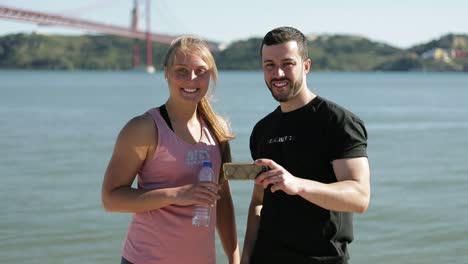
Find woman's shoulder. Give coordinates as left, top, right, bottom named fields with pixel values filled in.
left=119, top=113, right=157, bottom=144
left=127, top=113, right=154, bottom=129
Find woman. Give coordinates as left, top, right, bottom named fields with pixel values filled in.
left=101, top=36, right=240, bottom=264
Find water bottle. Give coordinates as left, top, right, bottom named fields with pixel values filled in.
left=192, top=161, right=215, bottom=227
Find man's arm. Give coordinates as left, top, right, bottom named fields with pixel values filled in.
left=254, top=157, right=370, bottom=213
left=216, top=180, right=240, bottom=264
left=240, top=184, right=264, bottom=264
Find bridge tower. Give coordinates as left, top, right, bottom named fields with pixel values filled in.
left=131, top=0, right=140, bottom=68
left=145, top=0, right=155, bottom=73
left=131, top=0, right=154, bottom=73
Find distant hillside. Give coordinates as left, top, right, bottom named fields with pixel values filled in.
left=1, top=33, right=467, bottom=71
left=307, top=34, right=402, bottom=71
left=0, top=33, right=169, bottom=70
left=372, top=34, right=468, bottom=71
left=214, top=35, right=403, bottom=71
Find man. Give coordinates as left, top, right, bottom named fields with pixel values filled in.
left=241, top=27, right=371, bottom=264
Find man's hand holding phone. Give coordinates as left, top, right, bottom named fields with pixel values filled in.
left=222, top=162, right=269, bottom=180
left=254, top=159, right=304, bottom=195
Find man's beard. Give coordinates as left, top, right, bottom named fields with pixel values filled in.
left=266, top=74, right=304, bottom=102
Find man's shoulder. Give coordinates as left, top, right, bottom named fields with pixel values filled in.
left=316, top=96, right=363, bottom=124
left=253, top=107, right=281, bottom=129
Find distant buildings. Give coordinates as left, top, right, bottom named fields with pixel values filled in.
left=452, top=49, right=468, bottom=58
left=421, top=48, right=468, bottom=62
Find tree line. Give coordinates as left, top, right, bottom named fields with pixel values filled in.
left=1, top=33, right=467, bottom=71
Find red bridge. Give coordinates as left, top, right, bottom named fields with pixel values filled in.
left=0, top=2, right=219, bottom=71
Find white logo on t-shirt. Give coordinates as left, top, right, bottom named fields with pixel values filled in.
left=186, top=149, right=210, bottom=166
left=267, top=136, right=295, bottom=144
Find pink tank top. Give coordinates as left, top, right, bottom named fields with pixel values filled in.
left=121, top=107, right=221, bottom=264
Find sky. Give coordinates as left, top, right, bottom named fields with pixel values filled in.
left=1, top=0, right=467, bottom=48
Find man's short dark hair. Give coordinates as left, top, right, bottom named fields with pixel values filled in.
left=261, top=26, right=308, bottom=60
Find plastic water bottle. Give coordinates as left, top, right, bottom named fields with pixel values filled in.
left=192, top=161, right=215, bottom=227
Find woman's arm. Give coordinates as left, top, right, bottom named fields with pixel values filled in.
left=101, top=114, right=219, bottom=213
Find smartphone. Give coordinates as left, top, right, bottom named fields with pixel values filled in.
left=222, top=162, right=269, bottom=180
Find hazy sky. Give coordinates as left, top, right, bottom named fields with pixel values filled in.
left=1, top=0, right=467, bottom=48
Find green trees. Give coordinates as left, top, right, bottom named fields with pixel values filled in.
left=0, top=33, right=169, bottom=70
left=1, top=33, right=467, bottom=71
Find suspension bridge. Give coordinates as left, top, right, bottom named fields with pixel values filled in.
left=0, top=1, right=219, bottom=72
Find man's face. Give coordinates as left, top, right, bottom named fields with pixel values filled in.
left=261, top=41, right=309, bottom=102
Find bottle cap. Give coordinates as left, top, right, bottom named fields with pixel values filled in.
left=202, top=161, right=212, bottom=167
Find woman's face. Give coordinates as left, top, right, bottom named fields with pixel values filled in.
left=166, top=52, right=211, bottom=105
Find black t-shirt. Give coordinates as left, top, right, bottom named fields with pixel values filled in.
left=250, top=96, right=367, bottom=263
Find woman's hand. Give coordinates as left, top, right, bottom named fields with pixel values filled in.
left=174, top=182, right=220, bottom=207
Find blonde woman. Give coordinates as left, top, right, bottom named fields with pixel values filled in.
left=102, top=36, right=240, bottom=264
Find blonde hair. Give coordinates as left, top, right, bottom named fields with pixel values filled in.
left=164, top=36, right=234, bottom=182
